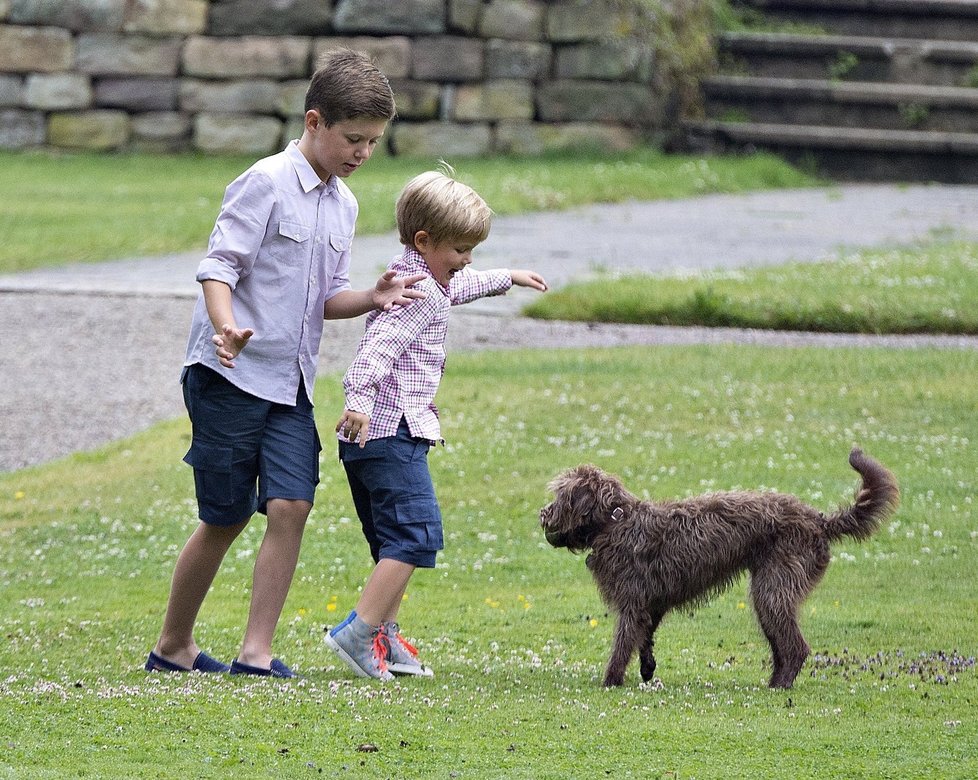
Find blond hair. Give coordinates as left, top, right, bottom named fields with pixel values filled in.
left=396, top=165, right=492, bottom=247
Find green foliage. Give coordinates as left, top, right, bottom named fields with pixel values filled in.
left=1, top=345, right=976, bottom=778
left=0, top=148, right=815, bottom=274
left=524, top=240, right=978, bottom=334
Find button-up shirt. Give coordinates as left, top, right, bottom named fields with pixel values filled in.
left=341, top=247, right=512, bottom=443
left=184, top=140, right=355, bottom=404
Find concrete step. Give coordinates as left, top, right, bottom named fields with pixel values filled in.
left=703, top=75, right=978, bottom=132
left=682, top=118, right=978, bottom=181
left=720, top=31, right=978, bottom=87
left=739, top=0, right=978, bottom=42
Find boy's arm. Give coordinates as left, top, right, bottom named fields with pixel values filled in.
left=338, top=292, right=437, bottom=448
left=449, top=268, right=548, bottom=305
left=202, top=279, right=254, bottom=368
left=324, top=270, right=427, bottom=320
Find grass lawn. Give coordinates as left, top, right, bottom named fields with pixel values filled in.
left=1, top=345, right=975, bottom=778
left=524, top=240, right=978, bottom=335
left=0, top=148, right=814, bottom=273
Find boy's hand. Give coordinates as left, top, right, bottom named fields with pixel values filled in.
left=511, top=270, right=548, bottom=292
left=373, top=270, right=427, bottom=311
left=212, top=323, right=254, bottom=368
left=336, top=409, right=370, bottom=448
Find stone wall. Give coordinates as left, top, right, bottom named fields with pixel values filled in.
left=0, top=0, right=708, bottom=156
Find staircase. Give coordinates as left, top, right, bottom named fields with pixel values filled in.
left=684, top=0, right=978, bottom=181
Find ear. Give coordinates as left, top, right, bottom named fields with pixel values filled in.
left=413, top=230, right=432, bottom=253
left=304, top=109, right=325, bottom=134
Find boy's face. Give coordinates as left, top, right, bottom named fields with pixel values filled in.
left=299, top=111, right=388, bottom=182
left=414, top=231, right=477, bottom=287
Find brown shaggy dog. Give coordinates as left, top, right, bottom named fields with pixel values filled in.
left=540, top=448, right=899, bottom=689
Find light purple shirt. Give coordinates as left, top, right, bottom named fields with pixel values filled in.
left=184, top=140, right=355, bottom=404
left=341, top=247, right=512, bottom=444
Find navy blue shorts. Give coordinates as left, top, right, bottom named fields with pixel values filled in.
left=339, top=419, right=443, bottom=568
left=181, top=363, right=321, bottom=526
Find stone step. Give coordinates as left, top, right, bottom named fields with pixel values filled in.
left=703, top=75, right=978, bottom=132
left=682, top=118, right=978, bottom=181
left=739, top=0, right=978, bottom=41
left=720, top=31, right=978, bottom=87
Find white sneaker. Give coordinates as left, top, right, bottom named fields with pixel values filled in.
left=383, top=621, right=434, bottom=678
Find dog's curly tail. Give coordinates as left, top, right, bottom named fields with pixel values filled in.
left=824, top=448, right=900, bottom=541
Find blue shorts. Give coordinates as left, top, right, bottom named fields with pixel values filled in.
left=181, top=363, right=321, bottom=525
left=339, top=419, right=443, bottom=568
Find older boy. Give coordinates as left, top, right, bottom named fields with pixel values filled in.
left=326, top=169, right=547, bottom=680
left=146, top=50, right=423, bottom=679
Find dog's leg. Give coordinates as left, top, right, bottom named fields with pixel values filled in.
left=603, top=610, right=644, bottom=687
left=750, top=563, right=815, bottom=689
left=638, top=610, right=665, bottom=682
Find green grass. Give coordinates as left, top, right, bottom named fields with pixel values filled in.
left=2, top=345, right=976, bottom=778
left=0, top=148, right=815, bottom=273
left=524, top=240, right=978, bottom=334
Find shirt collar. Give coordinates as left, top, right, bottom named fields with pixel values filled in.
left=286, top=140, right=336, bottom=195
left=400, top=247, right=450, bottom=295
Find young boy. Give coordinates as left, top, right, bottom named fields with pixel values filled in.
left=326, top=168, right=548, bottom=680
left=145, top=50, right=425, bottom=679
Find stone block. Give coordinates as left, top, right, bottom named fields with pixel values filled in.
left=313, top=36, right=411, bottom=79
left=94, top=77, right=178, bottom=111
left=277, top=79, right=308, bottom=118
left=546, top=0, right=637, bottom=43
left=183, top=36, right=311, bottom=79
left=193, top=112, right=283, bottom=154
left=9, top=0, right=124, bottom=32
left=0, top=108, right=45, bottom=148
left=48, top=110, right=130, bottom=150
left=333, top=0, right=444, bottom=35
left=486, top=40, right=551, bottom=80
left=479, top=0, right=545, bottom=42
left=412, top=37, right=483, bottom=82
left=24, top=73, right=93, bottom=110
left=207, top=0, right=331, bottom=36
left=537, top=80, right=662, bottom=125
left=0, top=25, right=73, bottom=73
left=453, top=80, right=533, bottom=121
left=76, top=34, right=181, bottom=76
left=391, top=120, right=490, bottom=158
left=180, top=78, right=281, bottom=114
left=131, top=110, right=191, bottom=151
left=555, top=41, right=653, bottom=81
left=0, top=75, right=23, bottom=107
left=449, top=0, right=481, bottom=34
left=495, top=120, right=639, bottom=154
left=388, top=79, right=440, bottom=120
left=124, top=0, right=206, bottom=35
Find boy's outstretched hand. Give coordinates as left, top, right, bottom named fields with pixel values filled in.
left=374, top=270, right=428, bottom=311
left=336, top=409, right=370, bottom=448
left=212, top=323, right=254, bottom=368
left=511, top=270, right=548, bottom=292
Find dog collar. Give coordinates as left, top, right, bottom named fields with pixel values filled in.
left=611, top=507, right=624, bottom=521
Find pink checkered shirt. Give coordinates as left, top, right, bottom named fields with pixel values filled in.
left=341, top=247, right=512, bottom=443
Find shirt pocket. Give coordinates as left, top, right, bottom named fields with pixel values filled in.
left=279, top=220, right=311, bottom=243
left=329, top=232, right=352, bottom=254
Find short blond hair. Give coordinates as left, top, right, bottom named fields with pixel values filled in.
left=395, top=167, right=492, bottom=247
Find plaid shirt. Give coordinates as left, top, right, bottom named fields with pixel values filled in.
left=341, top=247, right=512, bottom=443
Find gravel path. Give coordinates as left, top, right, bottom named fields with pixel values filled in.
left=3, top=184, right=978, bottom=472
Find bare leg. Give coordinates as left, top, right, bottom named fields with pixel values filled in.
left=354, top=558, right=416, bottom=627
left=154, top=518, right=249, bottom=669
left=236, top=498, right=311, bottom=668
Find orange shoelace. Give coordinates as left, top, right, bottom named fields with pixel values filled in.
left=372, top=631, right=391, bottom=673
left=394, top=632, right=419, bottom=658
